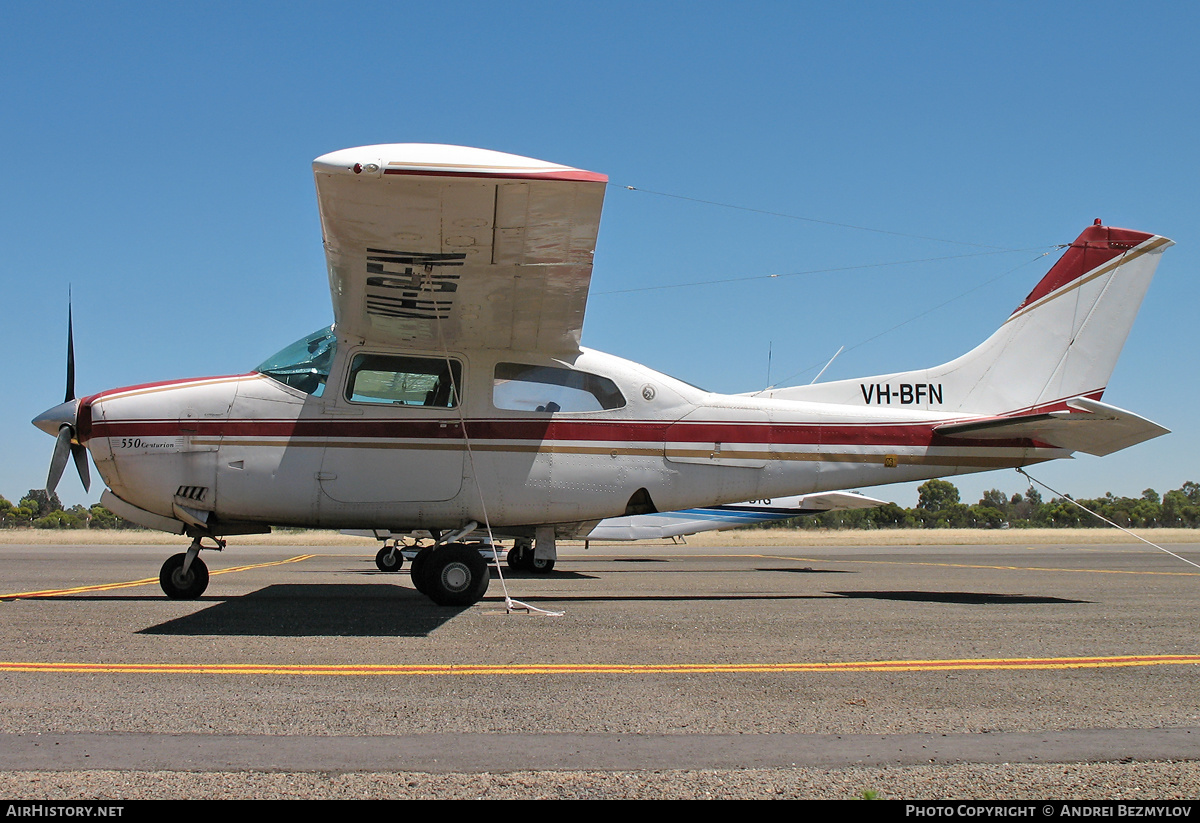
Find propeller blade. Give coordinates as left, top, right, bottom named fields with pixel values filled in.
left=47, top=425, right=73, bottom=494
left=65, top=297, right=75, bottom=403
left=41, top=293, right=89, bottom=494
left=71, top=442, right=91, bottom=493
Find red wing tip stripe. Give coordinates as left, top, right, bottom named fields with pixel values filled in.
left=383, top=168, right=607, bottom=183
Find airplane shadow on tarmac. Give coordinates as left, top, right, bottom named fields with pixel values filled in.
left=828, top=590, right=1089, bottom=605
left=138, top=584, right=464, bottom=637
left=132, top=577, right=1087, bottom=637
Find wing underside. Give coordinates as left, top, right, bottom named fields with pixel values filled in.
left=314, top=144, right=607, bottom=354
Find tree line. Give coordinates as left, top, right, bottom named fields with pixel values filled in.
left=0, top=490, right=140, bottom=529
left=789, top=479, right=1200, bottom=530
left=4, top=479, right=1199, bottom=531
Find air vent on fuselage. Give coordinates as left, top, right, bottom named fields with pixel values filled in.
left=175, top=485, right=208, bottom=503
left=624, top=488, right=658, bottom=516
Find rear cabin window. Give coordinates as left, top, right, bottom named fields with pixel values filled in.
left=345, top=354, right=462, bottom=407
left=493, top=363, right=625, bottom=413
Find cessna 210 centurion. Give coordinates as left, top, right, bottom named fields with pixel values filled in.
left=33, top=144, right=1172, bottom=607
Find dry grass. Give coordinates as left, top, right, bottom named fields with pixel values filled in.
left=0, top=526, right=1195, bottom=547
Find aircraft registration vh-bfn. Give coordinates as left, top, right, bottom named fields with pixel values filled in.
left=33, top=144, right=1172, bottom=607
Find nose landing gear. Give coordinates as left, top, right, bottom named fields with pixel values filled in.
left=159, top=535, right=224, bottom=599
left=375, top=542, right=404, bottom=572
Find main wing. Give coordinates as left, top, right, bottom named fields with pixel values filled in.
left=313, top=144, right=607, bottom=354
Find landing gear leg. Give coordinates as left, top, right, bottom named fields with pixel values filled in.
left=531, top=525, right=557, bottom=574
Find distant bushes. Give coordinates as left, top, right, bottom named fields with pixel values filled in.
left=0, top=490, right=142, bottom=529
left=775, top=480, right=1200, bottom=530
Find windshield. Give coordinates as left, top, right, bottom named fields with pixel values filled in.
left=256, top=326, right=337, bottom=396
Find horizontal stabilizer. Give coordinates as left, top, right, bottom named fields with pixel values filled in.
left=935, top=397, right=1169, bottom=457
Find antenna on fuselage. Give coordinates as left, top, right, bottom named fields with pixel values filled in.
left=765, top=341, right=772, bottom=392
left=809, top=345, right=845, bottom=385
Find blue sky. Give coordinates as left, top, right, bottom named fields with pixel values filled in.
left=4, top=1, right=1197, bottom=513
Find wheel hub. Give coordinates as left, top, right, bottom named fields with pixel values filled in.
left=442, top=563, right=470, bottom=592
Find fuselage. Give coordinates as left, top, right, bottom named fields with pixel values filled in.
left=76, top=330, right=1063, bottom=536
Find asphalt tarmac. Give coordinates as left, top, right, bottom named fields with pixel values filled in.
left=1, top=539, right=1198, bottom=799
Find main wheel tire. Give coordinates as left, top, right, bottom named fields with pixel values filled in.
left=424, top=543, right=490, bottom=606
left=159, top=553, right=209, bottom=599
left=530, top=556, right=556, bottom=574
left=410, top=547, right=432, bottom=594
left=375, top=546, right=404, bottom=572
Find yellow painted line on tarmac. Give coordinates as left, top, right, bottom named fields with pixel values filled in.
left=0, top=555, right=318, bottom=599
left=0, top=655, right=1197, bottom=677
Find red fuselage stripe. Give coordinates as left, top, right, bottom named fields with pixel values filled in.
left=86, top=417, right=1042, bottom=449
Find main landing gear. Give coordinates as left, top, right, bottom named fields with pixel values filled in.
left=505, top=537, right=555, bottom=574
left=409, top=543, right=491, bottom=606
left=159, top=535, right=223, bottom=599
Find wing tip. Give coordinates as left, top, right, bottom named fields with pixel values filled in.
left=314, top=144, right=607, bottom=184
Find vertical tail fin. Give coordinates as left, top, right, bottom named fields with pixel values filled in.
left=769, top=222, right=1173, bottom=415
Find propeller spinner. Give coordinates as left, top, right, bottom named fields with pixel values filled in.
left=32, top=301, right=91, bottom=493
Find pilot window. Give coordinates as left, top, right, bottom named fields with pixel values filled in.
left=493, top=362, right=625, bottom=412
left=345, top=354, right=462, bottom=407
left=255, top=326, right=337, bottom=397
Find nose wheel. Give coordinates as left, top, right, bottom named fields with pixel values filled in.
left=375, top=544, right=404, bottom=572
left=158, top=535, right=222, bottom=599
left=159, top=552, right=209, bottom=599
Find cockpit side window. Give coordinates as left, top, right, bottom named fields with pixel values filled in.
left=345, top=354, right=462, bottom=407
left=493, top=362, right=625, bottom=412
left=256, top=326, right=337, bottom=396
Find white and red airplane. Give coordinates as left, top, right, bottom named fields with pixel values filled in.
left=33, top=144, right=1172, bottom=606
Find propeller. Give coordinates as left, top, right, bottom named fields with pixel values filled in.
left=33, top=296, right=91, bottom=494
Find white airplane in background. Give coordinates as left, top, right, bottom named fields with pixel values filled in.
left=33, top=144, right=1172, bottom=607
left=354, top=490, right=887, bottom=572
left=580, top=491, right=886, bottom=542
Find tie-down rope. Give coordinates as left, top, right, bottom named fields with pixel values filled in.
left=1017, top=468, right=1200, bottom=571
